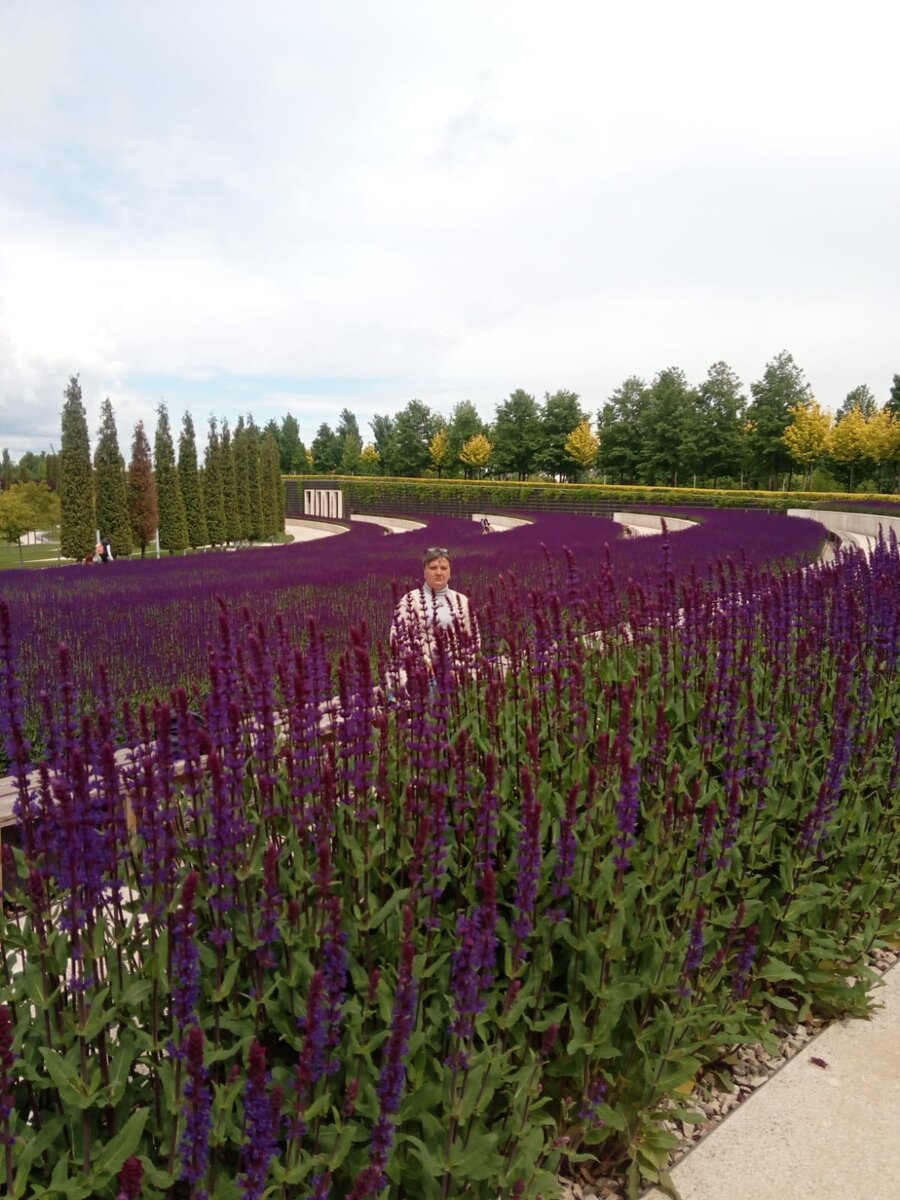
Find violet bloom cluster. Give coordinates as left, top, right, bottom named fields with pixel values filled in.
left=238, top=1040, right=283, bottom=1200
left=290, top=970, right=327, bottom=1143
left=348, top=907, right=418, bottom=1198
left=578, top=1076, right=608, bottom=1127
left=170, top=871, right=201, bottom=1040
left=731, top=924, right=760, bottom=999
left=178, top=1025, right=212, bottom=1198
left=115, top=1156, right=144, bottom=1200
left=511, top=766, right=542, bottom=964
left=448, top=864, right=499, bottom=1061
left=256, top=842, right=283, bottom=968
left=0, top=1005, right=17, bottom=1148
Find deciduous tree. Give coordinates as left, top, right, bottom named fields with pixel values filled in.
left=447, top=401, right=486, bottom=475
left=782, top=398, right=832, bottom=489
left=491, top=389, right=541, bottom=480
left=597, top=377, right=647, bottom=484
left=0, top=488, right=34, bottom=565
left=836, top=384, right=877, bottom=422
left=827, top=406, right=874, bottom=489
left=745, top=351, right=810, bottom=488
left=429, top=428, right=452, bottom=477
left=564, top=420, right=599, bottom=476
left=391, top=400, right=439, bottom=477
left=337, top=409, right=363, bottom=475
left=459, top=433, right=493, bottom=476
left=537, top=390, right=586, bottom=479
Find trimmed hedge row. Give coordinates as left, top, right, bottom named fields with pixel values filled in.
left=283, top=475, right=899, bottom=520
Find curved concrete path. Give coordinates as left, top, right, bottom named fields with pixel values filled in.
left=643, top=964, right=900, bottom=1200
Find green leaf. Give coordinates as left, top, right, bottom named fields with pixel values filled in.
left=91, top=1107, right=149, bottom=1180
left=758, top=957, right=802, bottom=983
left=38, top=1047, right=93, bottom=1109
left=211, top=957, right=242, bottom=1002
left=12, top=1117, right=65, bottom=1199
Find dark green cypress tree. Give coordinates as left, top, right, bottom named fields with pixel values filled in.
left=178, top=412, right=208, bottom=548
left=245, top=416, right=263, bottom=540
left=233, top=417, right=252, bottom=541
left=275, top=452, right=285, bottom=531
left=128, top=420, right=158, bottom=558
left=59, top=374, right=96, bottom=560
left=220, top=420, right=242, bottom=543
left=259, top=433, right=281, bottom=537
left=94, top=397, right=133, bottom=558
left=154, top=402, right=189, bottom=553
left=203, top=417, right=227, bottom=546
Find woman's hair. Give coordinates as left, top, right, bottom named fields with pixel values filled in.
left=423, top=546, right=451, bottom=566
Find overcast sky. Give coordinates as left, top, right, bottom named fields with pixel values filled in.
left=2, top=0, right=899, bottom=459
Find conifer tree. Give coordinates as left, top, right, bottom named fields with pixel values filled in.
left=178, top=412, right=208, bottom=548
left=154, top=402, right=189, bottom=553
left=94, top=397, right=133, bottom=557
left=59, top=374, right=96, bottom=560
left=244, top=416, right=263, bottom=540
left=128, top=420, right=159, bottom=557
left=220, top=419, right=242, bottom=543
left=233, top=417, right=252, bottom=540
left=203, top=417, right=227, bottom=546
left=259, top=433, right=281, bottom=537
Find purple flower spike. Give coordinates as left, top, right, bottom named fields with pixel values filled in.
left=511, top=766, right=542, bottom=964
left=179, top=1025, right=211, bottom=1197
left=239, top=1040, right=283, bottom=1200
left=170, top=871, right=201, bottom=1040
left=448, top=863, right=499, bottom=1051
left=349, top=906, right=418, bottom=1198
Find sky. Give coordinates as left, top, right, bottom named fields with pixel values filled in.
left=1, top=0, right=899, bottom=459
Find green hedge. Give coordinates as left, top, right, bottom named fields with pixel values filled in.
left=283, top=475, right=899, bottom=519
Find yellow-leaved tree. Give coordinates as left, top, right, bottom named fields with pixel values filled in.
left=865, top=409, right=900, bottom=492
left=359, top=444, right=381, bottom=475
left=564, top=420, right=599, bottom=477
left=781, top=398, right=832, bottom=489
left=827, top=406, right=872, bottom=488
left=459, top=433, right=493, bottom=477
left=429, top=429, right=452, bottom=477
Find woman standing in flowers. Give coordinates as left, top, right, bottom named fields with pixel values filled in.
left=389, top=547, right=479, bottom=682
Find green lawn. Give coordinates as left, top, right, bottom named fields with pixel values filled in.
left=0, top=540, right=65, bottom=570
left=0, top=533, right=295, bottom=570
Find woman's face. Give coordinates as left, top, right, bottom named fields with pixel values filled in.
left=423, top=556, right=451, bottom=590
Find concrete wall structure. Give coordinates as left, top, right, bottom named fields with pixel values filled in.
left=304, top=488, right=343, bottom=519
left=787, top=508, right=900, bottom=540
left=614, top=511, right=696, bottom=532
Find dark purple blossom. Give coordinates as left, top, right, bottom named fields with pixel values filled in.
left=257, top=842, right=283, bottom=967
left=115, top=1155, right=144, bottom=1200
left=179, top=1024, right=211, bottom=1197
left=238, top=1040, right=283, bottom=1200
left=732, top=924, right=760, bottom=999
left=170, top=871, right=201, bottom=1039
left=351, top=906, right=418, bottom=1196
left=448, top=863, right=499, bottom=1056
left=511, top=766, right=542, bottom=963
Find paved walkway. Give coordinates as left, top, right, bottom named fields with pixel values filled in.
left=643, top=963, right=900, bottom=1200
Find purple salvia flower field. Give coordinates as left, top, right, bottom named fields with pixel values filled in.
left=0, top=511, right=898, bottom=1197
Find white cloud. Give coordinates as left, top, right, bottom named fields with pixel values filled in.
left=1, top=1, right=899, bottom=457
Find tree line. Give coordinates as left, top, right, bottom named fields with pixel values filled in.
left=53, top=376, right=285, bottom=562
left=264, top=352, right=900, bottom=492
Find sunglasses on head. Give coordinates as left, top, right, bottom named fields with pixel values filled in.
left=425, top=547, right=450, bottom=558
